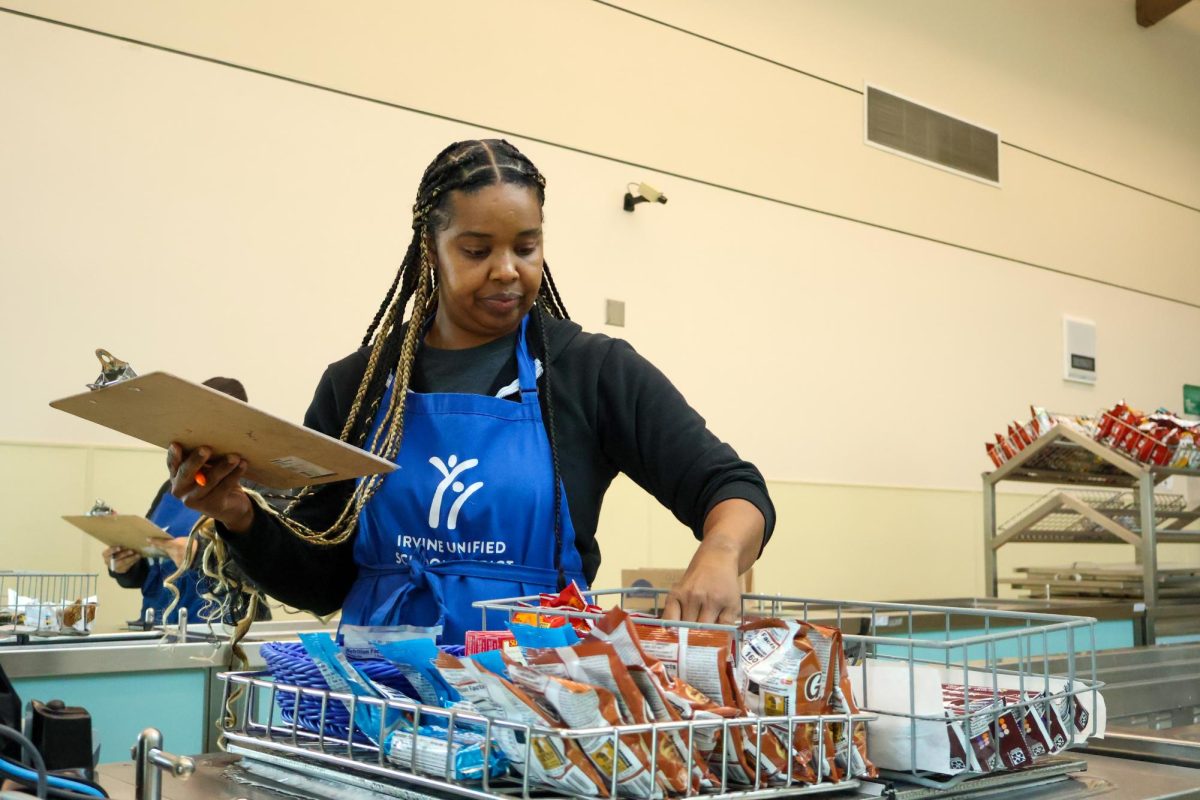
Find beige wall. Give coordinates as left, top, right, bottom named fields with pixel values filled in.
left=1, top=2, right=1197, bottom=619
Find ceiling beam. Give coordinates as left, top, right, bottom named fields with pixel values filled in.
left=1137, top=0, right=1193, bottom=27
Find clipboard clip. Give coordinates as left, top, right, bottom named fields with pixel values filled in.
left=87, top=499, right=115, bottom=516
left=87, top=348, right=138, bottom=390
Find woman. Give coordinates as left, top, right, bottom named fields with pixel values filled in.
left=168, top=140, right=774, bottom=644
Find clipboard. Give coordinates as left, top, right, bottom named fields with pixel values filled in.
left=62, top=515, right=172, bottom=557
left=50, top=372, right=396, bottom=489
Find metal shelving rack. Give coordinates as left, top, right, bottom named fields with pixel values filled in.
left=983, top=423, right=1200, bottom=644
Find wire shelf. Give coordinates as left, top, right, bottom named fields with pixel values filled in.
left=0, top=571, right=98, bottom=639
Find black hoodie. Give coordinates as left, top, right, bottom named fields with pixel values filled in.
left=217, top=315, right=775, bottom=614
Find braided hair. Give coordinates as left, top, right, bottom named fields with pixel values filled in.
left=272, top=139, right=572, bottom=583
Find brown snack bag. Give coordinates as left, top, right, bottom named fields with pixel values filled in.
left=507, top=661, right=661, bottom=798
left=433, top=652, right=608, bottom=796
left=636, top=623, right=792, bottom=786
left=524, top=637, right=691, bottom=794
left=798, top=622, right=877, bottom=779
left=737, top=618, right=822, bottom=785
left=590, top=607, right=719, bottom=790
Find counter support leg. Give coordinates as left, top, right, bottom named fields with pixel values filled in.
left=1139, top=473, right=1158, bottom=644
left=983, top=474, right=998, bottom=598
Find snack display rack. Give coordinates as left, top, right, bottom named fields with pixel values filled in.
left=219, top=674, right=871, bottom=799
left=983, top=422, right=1200, bottom=643
left=215, top=590, right=1104, bottom=800
left=0, top=570, right=97, bottom=642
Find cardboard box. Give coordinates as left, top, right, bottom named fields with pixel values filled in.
left=620, top=567, right=754, bottom=613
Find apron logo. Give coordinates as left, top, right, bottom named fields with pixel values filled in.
left=428, top=455, right=484, bottom=530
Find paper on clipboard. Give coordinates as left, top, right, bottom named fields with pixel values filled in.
left=50, top=372, right=396, bottom=489
left=62, top=514, right=172, bottom=557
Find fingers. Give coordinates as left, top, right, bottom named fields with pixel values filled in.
left=208, top=457, right=247, bottom=500
left=661, top=595, right=683, bottom=621
left=192, top=454, right=242, bottom=500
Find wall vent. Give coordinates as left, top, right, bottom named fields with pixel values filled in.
left=865, top=85, right=1000, bottom=185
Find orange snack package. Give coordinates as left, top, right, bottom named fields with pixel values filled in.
left=433, top=652, right=608, bottom=796
left=507, top=661, right=660, bottom=798
left=636, top=623, right=792, bottom=786
left=589, top=607, right=719, bottom=790
left=524, top=637, right=690, bottom=794
left=797, top=622, right=877, bottom=780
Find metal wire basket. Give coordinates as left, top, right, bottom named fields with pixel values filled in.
left=0, top=571, right=98, bottom=640
left=474, top=590, right=1107, bottom=789
left=218, top=669, right=872, bottom=799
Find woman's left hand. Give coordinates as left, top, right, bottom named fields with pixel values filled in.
left=662, top=541, right=742, bottom=624
left=662, top=498, right=765, bottom=625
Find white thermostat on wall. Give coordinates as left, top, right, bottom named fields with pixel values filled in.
left=1063, top=316, right=1096, bottom=384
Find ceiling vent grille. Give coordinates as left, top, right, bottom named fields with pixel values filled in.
left=865, top=85, right=1000, bottom=185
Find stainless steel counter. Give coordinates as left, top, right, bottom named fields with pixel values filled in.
left=0, top=618, right=335, bottom=678
left=94, top=752, right=1200, bottom=800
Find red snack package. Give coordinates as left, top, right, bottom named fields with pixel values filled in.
left=507, top=661, right=660, bottom=798
left=1007, top=425, right=1026, bottom=452
left=986, top=442, right=1004, bottom=468
left=996, top=434, right=1015, bottom=460
left=464, top=630, right=517, bottom=656
left=1013, top=422, right=1034, bottom=447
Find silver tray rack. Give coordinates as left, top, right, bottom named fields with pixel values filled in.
left=218, top=670, right=870, bottom=799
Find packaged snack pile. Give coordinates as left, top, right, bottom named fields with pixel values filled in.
left=940, top=683, right=1090, bottom=773
left=1094, top=402, right=1200, bottom=468
left=286, top=605, right=874, bottom=796
left=986, top=401, right=1200, bottom=469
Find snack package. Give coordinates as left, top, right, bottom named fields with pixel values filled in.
left=384, top=724, right=508, bottom=781
left=371, top=637, right=458, bottom=707
left=942, top=692, right=1032, bottom=772
left=524, top=638, right=691, bottom=794
left=510, top=621, right=581, bottom=650
left=512, top=581, right=599, bottom=637
left=986, top=442, right=1004, bottom=468
left=434, top=652, right=607, bottom=796
left=636, top=624, right=791, bottom=785
left=342, top=623, right=438, bottom=660
left=589, top=608, right=718, bottom=790
left=797, top=622, right=877, bottom=779
left=736, top=619, right=822, bottom=784
left=465, top=629, right=518, bottom=656
left=507, top=661, right=661, bottom=798
left=298, top=632, right=403, bottom=739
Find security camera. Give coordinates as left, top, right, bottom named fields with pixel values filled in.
left=623, top=182, right=668, bottom=212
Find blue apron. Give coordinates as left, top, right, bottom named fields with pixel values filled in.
left=341, top=315, right=588, bottom=645
left=140, top=492, right=206, bottom=624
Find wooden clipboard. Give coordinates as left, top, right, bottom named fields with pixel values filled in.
left=62, top=515, right=172, bottom=557
left=50, top=372, right=396, bottom=489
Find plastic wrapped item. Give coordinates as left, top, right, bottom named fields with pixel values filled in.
left=507, top=661, right=661, bottom=798
left=371, top=637, right=458, bottom=707
left=434, top=652, right=608, bottom=796
left=523, top=634, right=692, bottom=794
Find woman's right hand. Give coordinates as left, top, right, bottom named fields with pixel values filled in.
left=167, top=442, right=255, bottom=533
left=102, top=545, right=141, bottom=573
